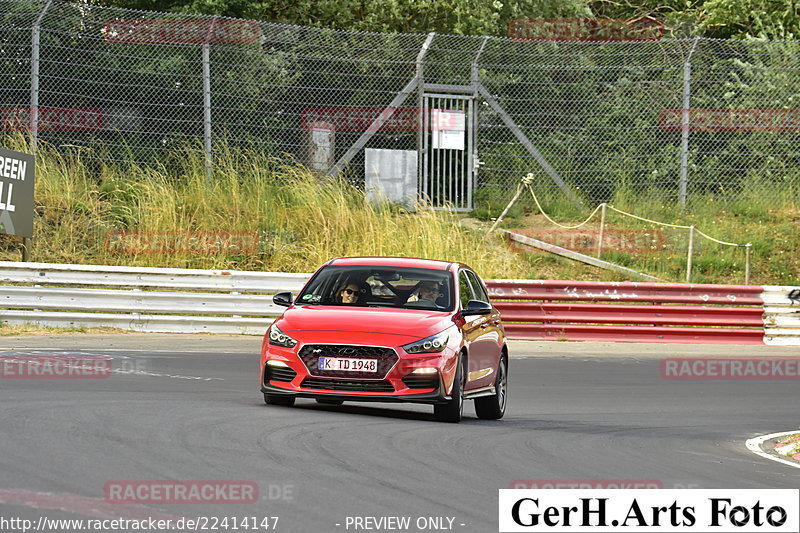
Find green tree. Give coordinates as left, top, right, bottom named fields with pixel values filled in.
left=94, top=0, right=590, bottom=36
left=698, top=0, right=800, bottom=39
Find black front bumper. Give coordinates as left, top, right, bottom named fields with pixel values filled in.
left=260, top=382, right=449, bottom=405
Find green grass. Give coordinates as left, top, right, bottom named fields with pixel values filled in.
left=477, top=183, right=800, bottom=284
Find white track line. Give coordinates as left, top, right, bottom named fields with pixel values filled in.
left=745, top=430, right=800, bottom=470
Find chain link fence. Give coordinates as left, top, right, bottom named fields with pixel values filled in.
left=2, top=0, right=800, bottom=209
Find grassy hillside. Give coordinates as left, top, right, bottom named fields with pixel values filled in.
left=0, top=139, right=528, bottom=279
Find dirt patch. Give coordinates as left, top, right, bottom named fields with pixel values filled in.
left=0, top=324, right=130, bottom=337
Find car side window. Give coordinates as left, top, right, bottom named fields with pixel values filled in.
left=458, top=271, right=474, bottom=309
left=466, top=270, right=489, bottom=303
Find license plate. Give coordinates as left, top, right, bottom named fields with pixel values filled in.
left=318, top=357, right=378, bottom=372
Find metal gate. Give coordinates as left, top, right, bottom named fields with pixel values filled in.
left=420, top=93, right=475, bottom=211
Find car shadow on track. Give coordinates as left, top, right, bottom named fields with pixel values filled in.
left=252, top=400, right=668, bottom=434
left=254, top=400, right=481, bottom=423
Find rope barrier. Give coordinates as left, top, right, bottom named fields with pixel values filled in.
left=604, top=205, right=692, bottom=230
left=694, top=228, right=748, bottom=247
left=489, top=174, right=754, bottom=283
left=522, top=177, right=747, bottom=247
left=526, top=183, right=603, bottom=229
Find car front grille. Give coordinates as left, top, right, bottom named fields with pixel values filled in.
left=401, top=375, right=439, bottom=391
left=300, top=378, right=395, bottom=393
left=264, top=364, right=297, bottom=384
left=299, top=344, right=399, bottom=379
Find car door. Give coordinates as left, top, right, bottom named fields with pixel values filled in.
left=466, top=269, right=504, bottom=347
left=459, top=269, right=500, bottom=390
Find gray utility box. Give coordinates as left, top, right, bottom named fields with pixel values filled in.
left=364, top=148, right=417, bottom=208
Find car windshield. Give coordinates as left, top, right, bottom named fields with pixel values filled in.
left=295, top=265, right=454, bottom=311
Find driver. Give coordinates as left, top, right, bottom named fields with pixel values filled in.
left=407, top=281, right=441, bottom=307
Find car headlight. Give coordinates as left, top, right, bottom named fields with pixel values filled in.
left=268, top=324, right=298, bottom=348
left=402, top=330, right=450, bottom=354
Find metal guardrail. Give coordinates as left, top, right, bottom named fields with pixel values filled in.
left=0, top=261, right=310, bottom=335
left=0, top=261, right=310, bottom=292
left=763, top=286, right=800, bottom=346
left=1, top=261, right=798, bottom=344
left=486, top=280, right=771, bottom=344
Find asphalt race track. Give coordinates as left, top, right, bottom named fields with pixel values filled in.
left=0, top=335, right=797, bottom=533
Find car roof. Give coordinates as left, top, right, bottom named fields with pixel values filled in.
left=327, top=256, right=458, bottom=271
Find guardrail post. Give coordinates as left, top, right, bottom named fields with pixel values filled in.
left=596, top=203, right=607, bottom=258
left=686, top=225, right=695, bottom=283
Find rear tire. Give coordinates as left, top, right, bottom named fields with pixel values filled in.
left=316, top=398, right=344, bottom=405
left=475, top=356, right=507, bottom=420
left=264, top=393, right=295, bottom=407
left=434, top=356, right=465, bottom=423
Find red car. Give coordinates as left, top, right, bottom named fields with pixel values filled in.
left=260, top=257, right=508, bottom=422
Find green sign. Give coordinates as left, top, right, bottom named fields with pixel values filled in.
left=0, top=147, right=35, bottom=238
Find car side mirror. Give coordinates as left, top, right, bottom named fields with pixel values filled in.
left=461, top=299, right=492, bottom=316
left=273, top=291, right=293, bottom=307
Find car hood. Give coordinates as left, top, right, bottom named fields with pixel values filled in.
left=277, top=305, right=453, bottom=342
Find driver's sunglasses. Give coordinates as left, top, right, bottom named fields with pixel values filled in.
left=342, top=289, right=359, bottom=295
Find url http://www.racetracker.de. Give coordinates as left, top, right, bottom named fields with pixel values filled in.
left=0, top=515, right=281, bottom=532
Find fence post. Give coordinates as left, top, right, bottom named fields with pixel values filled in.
left=679, top=37, right=700, bottom=212
left=26, top=0, right=53, bottom=262
left=467, top=36, right=489, bottom=210
left=202, top=41, right=212, bottom=182
left=30, top=0, right=53, bottom=153
left=596, top=203, right=607, bottom=258
left=200, top=17, right=220, bottom=183
left=416, top=32, right=435, bottom=194
left=686, top=225, right=695, bottom=283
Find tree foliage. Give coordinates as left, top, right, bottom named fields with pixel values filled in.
left=697, top=0, right=800, bottom=39
left=95, top=0, right=589, bottom=36
left=93, top=0, right=800, bottom=40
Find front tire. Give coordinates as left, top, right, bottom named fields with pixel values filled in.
left=434, top=356, right=465, bottom=423
left=475, top=356, right=507, bottom=420
left=264, top=393, right=295, bottom=407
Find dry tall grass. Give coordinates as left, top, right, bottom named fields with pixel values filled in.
left=0, top=138, right=529, bottom=278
